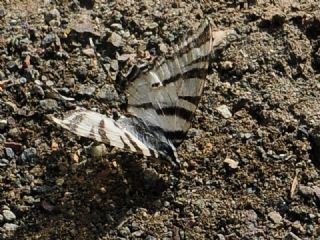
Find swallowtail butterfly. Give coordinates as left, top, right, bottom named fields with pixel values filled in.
left=52, top=20, right=235, bottom=166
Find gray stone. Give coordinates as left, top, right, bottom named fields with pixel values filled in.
left=108, top=32, right=122, bottom=47
left=91, top=144, right=107, bottom=159
left=3, top=223, right=19, bottom=232
left=40, top=99, right=58, bottom=110
left=5, top=148, right=15, bottom=159
left=77, top=84, right=96, bottom=96
left=268, top=211, right=282, bottom=224
left=299, top=185, right=314, bottom=198
left=2, top=210, right=16, bottom=222
left=21, top=147, right=37, bottom=162
left=216, top=105, right=232, bottom=119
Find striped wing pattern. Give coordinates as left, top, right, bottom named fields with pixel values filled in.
left=126, top=21, right=234, bottom=146
left=52, top=111, right=159, bottom=158
left=52, top=21, right=235, bottom=162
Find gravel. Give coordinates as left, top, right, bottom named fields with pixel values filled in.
left=1, top=0, right=320, bottom=239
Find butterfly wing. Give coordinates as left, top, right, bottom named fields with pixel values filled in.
left=126, top=21, right=235, bottom=146
left=51, top=110, right=159, bottom=158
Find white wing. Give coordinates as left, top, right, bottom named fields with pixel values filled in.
left=126, top=21, right=235, bottom=146
left=51, top=110, right=159, bottom=158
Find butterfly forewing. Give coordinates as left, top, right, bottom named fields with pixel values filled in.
left=126, top=21, right=213, bottom=146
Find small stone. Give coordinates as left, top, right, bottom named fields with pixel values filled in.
left=77, top=85, right=96, bottom=96
left=21, top=147, right=37, bottom=162
left=3, top=223, right=19, bottom=232
left=0, top=119, right=8, bottom=130
left=41, top=33, right=56, bottom=47
left=299, top=185, right=314, bottom=198
left=0, top=158, right=9, bottom=167
left=132, top=230, right=144, bottom=237
left=119, top=227, right=131, bottom=237
left=217, top=234, right=226, bottom=240
left=56, top=178, right=65, bottom=186
left=0, top=214, right=3, bottom=222
left=216, top=105, right=232, bottom=119
left=91, top=144, right=107, bottom=159
left=44, top=8, right=60, bottom=24
left=224, top=157, right=239, bottom=169
left=312, top=186, right=320, bottom=200
left=82, top=48, right=95, bottom=57
left=97, top=84, right=119, bottom=103
left=40, top=99, right=58, bottom=111
left=159, top=43, right=168, bottom=54
left=2, top=210, right=16, bottom=222
left=108, top=32, right=122, bottom=47
left=145, top=235, right=157, bottom=240
left=220, top=61, right=233, bottom=70
left=5, top=148, right=15, bottom=159
left=64, top=77, right=75, bottom=87
left=268, top=211, right=282, bottom=224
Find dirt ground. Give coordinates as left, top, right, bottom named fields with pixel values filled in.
left=0, top=0, right=320, bottom=239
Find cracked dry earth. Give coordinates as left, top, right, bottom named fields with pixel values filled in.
left=0, top=0, right=320, bottom=239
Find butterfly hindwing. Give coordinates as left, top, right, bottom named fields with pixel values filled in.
left=51, top=111, right=158, bottom=157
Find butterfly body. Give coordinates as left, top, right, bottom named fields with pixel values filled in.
left=51, top=20, right=236, bottom=164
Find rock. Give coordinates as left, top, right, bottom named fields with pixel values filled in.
left=41, top=33, right=56, bottom=47
left=90, top=144, right=107, bottom=159
left=3, top=223, right=19, bottom=232
left=220, top=61, right=233, bottom=70
left=77, top=85, right=96, bottom=96
left=299, top=185, right=315, bottom=198
left=0, top=158, right=9, bottom=167
left=132, top=230, right=144, bottom=237
left=0, top=119, right=8, bottom=130
left=21, top=147, right=37, bottom=162
left=268, top=211, right=282, bottom=224
left=223, top=157, right=239, bottom=169
left=82, top=48, right=95, bottom=57
left=40, top=99, right=58, bottom=111
left=5, top=148, right=15, bottom=159
left=2, top=210, right=16, bottom=221
left=159, top=43, right=168, bottom=54
left=108, top=32, right=122, bottom=47
left=44, top=8, right=60, bottom=24
left=216, top=105, right=232, bottom=119
left=145, top=235, right=157, bottom=240
left=97, top=84, right=119, bottom=103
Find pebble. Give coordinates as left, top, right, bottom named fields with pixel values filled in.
left=0, top=214, right=3, bottom=222
left=2, top=210, right=16, bottom=222
left=132, top=230, right=144, bottom=237
left=77, top=85, right=96, bottom=96
left=284, top=232, right=302, bottom=240
left=44, top=8, right=60, bottom=24
left=97, top=84, right=119, bottom=103
left=21, top=147, right=37, bottom=162
left=145, top=235, right=157, bottom=240
left=299, top=185, right=315, bottom=198
left=216, top=105, right=232, bottom=119
left=108, top=32, right=122, bottom=47
left=91, top=144, right=107, bottom=159
left=3, top=223, right=19, bottom=232
left=5, top=148, right=15, bottom=159
left=82, top=48, right=95, bottom=57
left=41, top=33, right=56, bottom=47
left=223, top=157, right=239, bottom=169
left=0, top=158, right=9, bottom=167
left=220, top=61, right=233, bottom=70
left=40, top=99, right=58, bottom=110
left=268, top=211, right=282, bottom=224
left=0, top=119, right=8, bottom=130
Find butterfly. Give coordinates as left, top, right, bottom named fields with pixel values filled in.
left=52, top=20, right=236, bottom=167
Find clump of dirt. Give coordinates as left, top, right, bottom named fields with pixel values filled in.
left=0, top=0, right=319, bottom=239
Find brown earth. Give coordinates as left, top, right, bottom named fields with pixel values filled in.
left=0, top=0, right=320, bottom=239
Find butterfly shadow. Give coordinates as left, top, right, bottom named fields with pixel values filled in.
left=13, top=150, right=170, bottom=239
